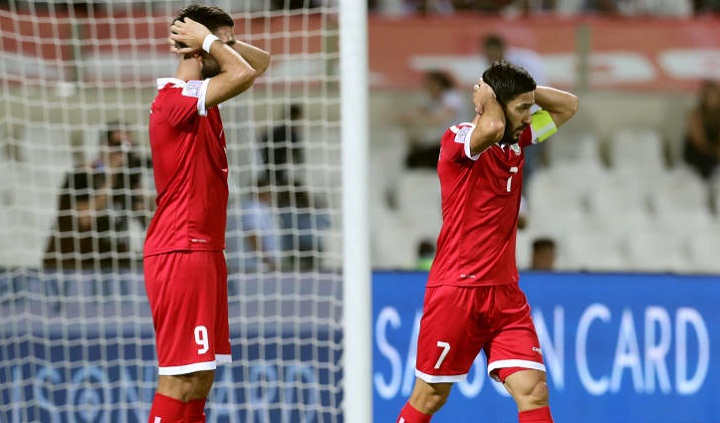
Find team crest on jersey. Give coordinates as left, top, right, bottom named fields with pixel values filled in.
left=510, top=143, right=521, bottom=155
left=182, top=80, right=202, bottom=98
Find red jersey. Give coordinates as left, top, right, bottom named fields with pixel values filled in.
left=427, top=121, right=540, bottom=287
left=144, top=78, right=229, bottom=257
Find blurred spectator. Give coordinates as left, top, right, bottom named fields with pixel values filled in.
left=694, top=0, right=720, bottom=14
left=513, top=0, right=558, bottom=14
left=416, top=238, right=436, bottom=271
left=226, top=179, right=281, bottom=273
left=480, top=34, right=546, bottom=85
left=682, top=80, right=720, bottom=180
left=260, top=104, right=304, bottom=186
left=450, top=0, right=514, bottom=13
left=582, top=0, right=623, bottom=13
left=43, top=124, right=145, bottom=270
left=404, top=0, right=455, bottom=14
left=530, top=237, right=556, bottom=270
left=271, top=0, right=321, bottom=10
left=395, top=70, right=470, bottom=169
left=583, top=0, right=692, bottom=15
left=277, top=183, right=330, bottom=271
left=95, top=123, right=151, bottom=229
left=372, top=0, right=704, bottom=14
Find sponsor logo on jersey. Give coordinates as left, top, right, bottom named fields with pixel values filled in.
left=532, top=346, right=542, bottom=355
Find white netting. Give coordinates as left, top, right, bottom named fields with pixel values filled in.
left=0, top=1, right=344, bottom=421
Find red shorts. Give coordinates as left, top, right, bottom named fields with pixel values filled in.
left=415, top=283, right=545, bottom=383
left=144, top=251, right=231, bottom=375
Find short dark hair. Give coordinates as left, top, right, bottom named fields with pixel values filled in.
left=424, top=70, right=454, bottom=91
left=104, top=122, right=126, bottom=146
left=417, top=239, right=435, bottom=257
left=483, top=34, right=505, bottom=50
left=481, top=60, right=536, bottom=107
left=532, top=237, right=556, bottom=251
left=173, top=5, right=234, bottom=48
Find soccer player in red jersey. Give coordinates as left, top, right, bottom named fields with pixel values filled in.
left=143, top=5, right=270, bottom=423
left=396, top=61, right=578, bottom=423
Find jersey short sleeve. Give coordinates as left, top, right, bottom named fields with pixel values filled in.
left=156, top=78, right=211, bottom=128
left=442, top=123, right=481, bottom=164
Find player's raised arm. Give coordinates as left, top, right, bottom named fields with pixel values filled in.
left=170, top=17, right=267, bottom=109
left=228, top=40, right=271, bottom=78
left=534, top=86, right=579, bottom=128
left=468, top=81, right=505, bottom=156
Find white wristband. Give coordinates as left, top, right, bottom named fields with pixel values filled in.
left=202, top=33, right=220, bottom=54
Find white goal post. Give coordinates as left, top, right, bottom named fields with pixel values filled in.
left=340, top=1, right=371, bottom=423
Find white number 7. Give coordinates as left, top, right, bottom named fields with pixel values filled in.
left=434, top=341, right=451, bottom=369
left=506, top=166, right=519, bottom=192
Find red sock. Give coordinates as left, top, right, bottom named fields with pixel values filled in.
left=185, top=398, right=207, bottom=423
left=148, top=393, right=185, bottom=423
left=519, top=405, right=554, bottom=423
left=397, top=402, right=432, bottom=423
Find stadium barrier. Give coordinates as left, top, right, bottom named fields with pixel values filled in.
left=2, top=271, right=718, bottom=422
left=373, top=271, right=719, bottom=423
left=0, top=272, right=341, bottom=423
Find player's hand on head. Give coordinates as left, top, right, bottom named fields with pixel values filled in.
left=169, top=17, right=211, bottom=54
left=480, top=81, right=496, bottom=101
left=473, top=81, right=497, bottom=115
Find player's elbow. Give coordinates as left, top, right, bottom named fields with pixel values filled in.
left=234, top=66, right=259, bottom=86
left=226, top=66, right=258, bottom=94
left=255, top=52, right=272, bottom=77
left=566, top=94, right=579, bottom=117
left=556, top=94, right=579, bottom=126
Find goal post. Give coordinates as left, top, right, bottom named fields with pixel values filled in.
left=339, top=1, right=372, bottom=423
left=0, top=1, right=371, bottom=422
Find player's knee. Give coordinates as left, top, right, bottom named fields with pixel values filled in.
left=158, top=374, right=195, bottom=399
left=517, top=380, right=549, bottom=410
left=422, top=391, right=450, bottom=414
left=410, top=382, right=451, bottom=415
left=159, top=371, right=215, bottom=401
left=188, top=370, right=215, bottom=398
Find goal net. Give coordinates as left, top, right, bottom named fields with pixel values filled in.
left=0, top=1, right=346, bottom=422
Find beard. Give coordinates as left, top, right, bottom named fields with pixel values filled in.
left=499, top=120, right=529, bottom=145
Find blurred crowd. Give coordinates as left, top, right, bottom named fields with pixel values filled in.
left=5, top=0, right=718, bottom=15
left=368, top=0, right=720, bottom=15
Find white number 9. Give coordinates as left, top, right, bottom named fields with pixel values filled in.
left=194, top=325, right=209, bottom=355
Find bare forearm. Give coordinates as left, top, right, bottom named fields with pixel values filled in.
left=209, top=40, right=257, bottom=81
left=205, top=40, right=258, bottom=106
left=469, top=100, right=505, bottom=155
left=231, top=41, right=271, bottom=76
left=534, top=86, right=578, bottom=127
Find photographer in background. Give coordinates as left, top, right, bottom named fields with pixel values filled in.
left=43, top=123, right=146, bottom=270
